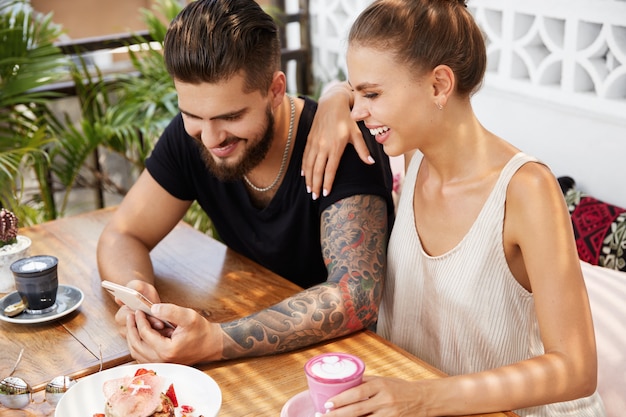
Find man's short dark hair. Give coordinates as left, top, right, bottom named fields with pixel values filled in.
left=164, top=0, right=281, bottom=94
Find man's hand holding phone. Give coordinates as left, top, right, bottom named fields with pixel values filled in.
left=102, top=280, right=175, bottom=330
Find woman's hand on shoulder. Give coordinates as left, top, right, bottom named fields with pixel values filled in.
left=303, top=81, right=373, bottom=199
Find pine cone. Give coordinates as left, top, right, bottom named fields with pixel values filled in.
left=0, top=208, right=19, bottom=248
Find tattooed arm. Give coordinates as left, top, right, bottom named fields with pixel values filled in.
left=124, top=194, right=388, bottom=364
left=219, top=194, right=388, bottom=359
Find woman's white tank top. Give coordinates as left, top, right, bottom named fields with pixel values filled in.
left=377, top=152, right=606, bottom=416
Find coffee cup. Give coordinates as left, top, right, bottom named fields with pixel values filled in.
left=10, top=255, right=58, bottom=314
left=304, top=352, right=365, bottom=413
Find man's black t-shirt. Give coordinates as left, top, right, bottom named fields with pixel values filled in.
left=145, top=96, right=394, bottom=289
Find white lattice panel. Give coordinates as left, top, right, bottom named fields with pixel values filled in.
left=471, top=0, right=626, bottom=119
left=309, top=0, right=372, bottom=83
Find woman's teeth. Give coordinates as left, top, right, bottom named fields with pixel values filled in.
left=369, top=126, right=389, bottom=136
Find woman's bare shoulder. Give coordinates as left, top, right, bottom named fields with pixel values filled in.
left=507, top=159, right=561, bottom=202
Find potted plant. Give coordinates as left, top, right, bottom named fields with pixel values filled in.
left=0, top=208, right=31, bottom=293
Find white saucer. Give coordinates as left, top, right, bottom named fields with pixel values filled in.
left=0, top=284, right=84, bottom=324
left=281, top=390, right=316, bottom=417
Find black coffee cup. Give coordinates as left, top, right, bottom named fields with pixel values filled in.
left=10, top=255, right=59, bottom=314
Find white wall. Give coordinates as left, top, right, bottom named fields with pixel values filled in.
left=472, top=86, right=626, bottom=208
left=469, top=0, right=626, bottom=208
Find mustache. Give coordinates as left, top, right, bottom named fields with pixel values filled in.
left=218, top=136, right=243, bottom=148
left=192, top=135, right=242, bottom=149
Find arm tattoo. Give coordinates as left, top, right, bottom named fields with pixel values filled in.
left=321, top=195, right=387, bottom=329
left=220, top=194, right=388, bottom=359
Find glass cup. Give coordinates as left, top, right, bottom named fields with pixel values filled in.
left=10, top=255, right=59, bottom=314
left=304, top=352, right=365, bottom=413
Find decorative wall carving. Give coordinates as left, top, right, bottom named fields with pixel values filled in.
left=471, top=0, right=626, bottom=119
left=309, top=0, right=371, bottom=84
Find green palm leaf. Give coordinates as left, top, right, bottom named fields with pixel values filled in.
left=0, top=1, right=67, bottom=218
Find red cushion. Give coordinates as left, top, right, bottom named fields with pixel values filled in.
left=569, top=195, right=626, bottom=271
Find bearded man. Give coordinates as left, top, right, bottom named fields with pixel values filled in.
left=97, top=0, right=394, bottom=365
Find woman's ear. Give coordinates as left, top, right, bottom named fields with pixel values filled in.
left=269, top=71, right=287, bottom=108
left=432, top=65, right=454, bottom=108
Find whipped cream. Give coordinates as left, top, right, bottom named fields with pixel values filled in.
left=306, top=353, right=364, bottom=381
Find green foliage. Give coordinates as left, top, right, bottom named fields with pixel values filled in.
left=0, top=0, right=69, bottom=223
left=0, top=1, right=67, bottom=104
left=0, top=0, right=217, bottom=237
left=1, top=0, right=181, bottom=222
left=183, top=201, right=219, bottom=240
left=100, top=2, right=180, bottom=171
left=104, top=0, right=216, bottom=237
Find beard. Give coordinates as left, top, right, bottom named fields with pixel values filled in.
left=198, top=106, right=274, bottom=182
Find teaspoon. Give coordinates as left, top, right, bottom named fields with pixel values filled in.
left=3, top=299, right=26, bottom=317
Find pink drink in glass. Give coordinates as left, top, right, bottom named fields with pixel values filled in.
left=304, top=353, right=365, bottom=413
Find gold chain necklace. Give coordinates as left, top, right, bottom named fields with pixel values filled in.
left=243, top=95, right=295, bottom=192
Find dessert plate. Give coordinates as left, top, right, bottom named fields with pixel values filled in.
left=0, top=284, right=84, bottom=324
left=55, top=363, right=222, bottom=417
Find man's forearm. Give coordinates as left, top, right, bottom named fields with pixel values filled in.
left=97, top=229, right=157, bottom=287
left=219, top=195, right=388, bottom=359
left=219, top=281, right=372, bottom=359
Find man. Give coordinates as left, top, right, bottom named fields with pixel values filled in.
left=97, top=0, right=393, bottom=365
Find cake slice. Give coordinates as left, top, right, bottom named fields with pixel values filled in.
left=102, top=369, right=175, bottom=417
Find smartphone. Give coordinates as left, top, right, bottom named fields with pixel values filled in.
left=101, top=280, right=174, bottom=328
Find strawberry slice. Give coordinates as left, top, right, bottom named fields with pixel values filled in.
left=134, top=368, right=156, bottom=377
left=165, top=383, right=178, bottom=407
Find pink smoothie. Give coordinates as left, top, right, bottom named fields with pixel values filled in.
left=304, top=353, right=365, bottom=413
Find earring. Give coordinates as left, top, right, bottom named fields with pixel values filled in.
left=436, top=102, right=443, bottom=110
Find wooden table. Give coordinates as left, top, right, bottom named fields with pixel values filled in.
left=0, top=208, right=517, bottom=417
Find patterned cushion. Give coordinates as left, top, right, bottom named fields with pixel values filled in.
left=559, top=177, right=626, bottom=272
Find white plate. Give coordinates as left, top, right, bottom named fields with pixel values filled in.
left=55, top=363, right=222, bottom=417
left=0, top=284, right=84, bottom=324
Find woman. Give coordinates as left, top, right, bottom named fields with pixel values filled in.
left=304, top=0, right=606, bottom=416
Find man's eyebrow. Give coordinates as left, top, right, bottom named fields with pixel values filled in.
left=178, top=107, right=200, bottom=118
left=178, top=106, right=248, bottom=120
